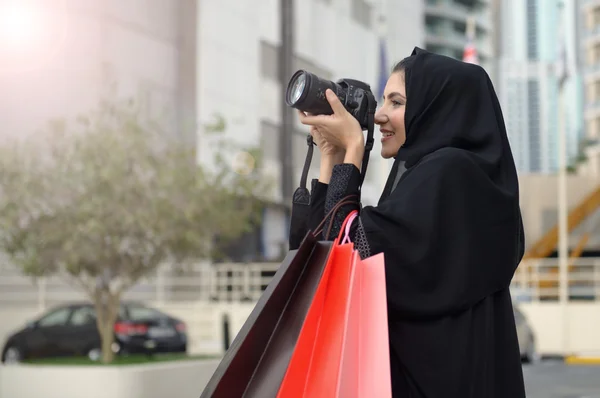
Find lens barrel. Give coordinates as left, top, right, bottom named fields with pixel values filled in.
left=285, top=70, right=345, bottom=116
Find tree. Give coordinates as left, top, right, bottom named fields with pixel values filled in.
left=0, top=97, right=271, bottom=363
left=566, top=136, right=599, bottom=174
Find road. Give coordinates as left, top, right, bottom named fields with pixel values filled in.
left=524, top=361, right=600, bottom=398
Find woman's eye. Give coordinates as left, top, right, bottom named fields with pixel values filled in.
left=391, top=100, right=403, bottom=107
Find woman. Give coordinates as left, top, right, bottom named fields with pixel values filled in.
left=291, top=47, right=526, bottom=397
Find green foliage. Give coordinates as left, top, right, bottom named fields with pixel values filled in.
left=566, top=137, right=597, bottom=174
left=0, top=96, right=271, bottom=293
left=0, top=95, right=273, bottom=363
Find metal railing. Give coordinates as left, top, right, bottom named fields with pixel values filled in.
left=512, top=257, right=600, bottom=302
left=0, top=261, right=281, bottom=309
left=3, top=257, right=600, bottom=309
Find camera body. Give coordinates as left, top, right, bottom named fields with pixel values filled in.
left=285, top=70, right=376, bottom=131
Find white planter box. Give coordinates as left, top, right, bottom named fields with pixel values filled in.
left=0, top=359, right=220, bottom=398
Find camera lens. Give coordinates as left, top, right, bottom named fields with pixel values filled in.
left=285, top=70, right=341, bottom=116
left=288, top=72, right=306, bottom=106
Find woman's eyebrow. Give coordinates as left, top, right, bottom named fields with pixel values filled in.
left=384, top=91, right=406, bottom=100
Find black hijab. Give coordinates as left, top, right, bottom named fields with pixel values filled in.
left=382, top=47, right=519, bottom=201
left=361, top=47, right=525, bottom=320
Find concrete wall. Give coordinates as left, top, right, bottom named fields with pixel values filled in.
left=520, top=301, right=600, bottom=356
left=0, top=359, right=220, bottom=398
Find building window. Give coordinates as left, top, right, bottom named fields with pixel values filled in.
left=595, top=81, right=600, bottom=102
left=594, top=43, right=600, bottom=65
left=594, top=117, right=600, bottom=138
left=351, top=0, right=373, bottom=29
left=593, top=7, right=600, bottom=28
left=260, top=41, right=333, bottom=82
left=259, top=119, right=321, bottom=173
left=259, top=120, right=280, bottom=162
left=526, top=0, right=538, bottom=60
left=528, top=79, right=541, bottom=172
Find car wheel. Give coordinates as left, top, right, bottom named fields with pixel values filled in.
left=524, top=336, right=540, bottom=364
left=87, top=347, right=101, bottom=362
left=3, top=346, right=23, bottom=364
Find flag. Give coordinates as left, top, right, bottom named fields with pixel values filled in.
left=556, top=42, right=568, bottom=88
left=556, top=13, right=569, bottom=88
left=377, top=37, right=388, bottom=100
left=462, top=38, right=479, bottom=65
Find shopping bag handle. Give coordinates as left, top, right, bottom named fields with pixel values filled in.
left=340, top=210, right=359, bottom=244
left=314, top=194, right=359, bottom=238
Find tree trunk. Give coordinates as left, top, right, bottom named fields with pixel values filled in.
left=100, top=322, right=115, bottom=363
left=93, top=289, right=121, bottom=364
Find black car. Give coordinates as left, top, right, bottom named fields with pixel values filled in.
left=1, top=301, right=187, bottom=363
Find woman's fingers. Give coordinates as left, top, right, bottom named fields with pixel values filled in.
left=298, top=111, right=332, bottom=126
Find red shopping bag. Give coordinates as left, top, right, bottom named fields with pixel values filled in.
left=339, top=254, right=391, bottom=396
left=355, top=252, right=391, bottom=396
left=278, top=211, right=392, bottom=398
left=339, top=213, right=392, bottom=397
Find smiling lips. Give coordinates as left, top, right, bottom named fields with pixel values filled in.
left=381, top=129, right=395, bottom=142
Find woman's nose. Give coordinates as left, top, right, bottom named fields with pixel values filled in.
left=374, top=110, right=387, bottom=125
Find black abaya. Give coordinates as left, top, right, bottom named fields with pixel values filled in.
left=289, top=47, right=526, bottom=397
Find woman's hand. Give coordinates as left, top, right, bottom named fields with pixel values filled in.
left=298, top=89, right=364, bottom=152
left=308, top=125, right=345, bottom=162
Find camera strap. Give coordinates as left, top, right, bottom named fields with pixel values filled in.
left=288, top=134, right=315, bottom=249
left=299, top=134, right=314, bottom=190
left=359, top=95, right=377, bottom=188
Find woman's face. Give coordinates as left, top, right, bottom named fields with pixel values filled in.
left=375, top=71, right=407, bottom=159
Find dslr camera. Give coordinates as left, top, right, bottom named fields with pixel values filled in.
left=285, top=70, right=377, bottom=131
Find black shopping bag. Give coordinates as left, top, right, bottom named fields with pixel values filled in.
left=200, top=232, right=332, bottom=398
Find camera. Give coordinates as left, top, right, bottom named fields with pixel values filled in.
left=285, top=70, right=377, bottom=131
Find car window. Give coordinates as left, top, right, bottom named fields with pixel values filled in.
left=37, top=307, right=71, bottom=327
left=118, top=306, right=127, bottom=320
left=69, top=306, right=97, bottom=326
left=127, top=306, right=163, bottom=321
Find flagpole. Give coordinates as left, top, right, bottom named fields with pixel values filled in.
left=463, top=15, right=479, bottom=64
left=378, top=0, right=389, bottom=192
left=556, top=0, right=569, bottom=356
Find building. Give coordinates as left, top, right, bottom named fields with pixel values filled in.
left=195, top=0, right=424, bottom=261
left=423, top=0, right=493, bottom=69
left=0, top=0, right=196, bottom=144
left=580, top=0, right=600, bottom=177
left=0, top=0, right=424, bottom=263
left=497, top=0, right=584, bottom=173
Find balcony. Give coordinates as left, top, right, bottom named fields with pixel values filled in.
left=581, top=0, right=600, bottom=10
left=425, top=25, right=492, bottom=59
left=584, top=99, right=600, bottom=120
left=585, top=25, right=600, bottom=43
left=584, top=63, right=600, bottom=85
left=425, top=0, right=491, bottom=31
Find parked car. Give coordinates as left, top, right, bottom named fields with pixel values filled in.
left=514, top=305, right=538, bottom=363
left=1, top=301, right=187, bottom=364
